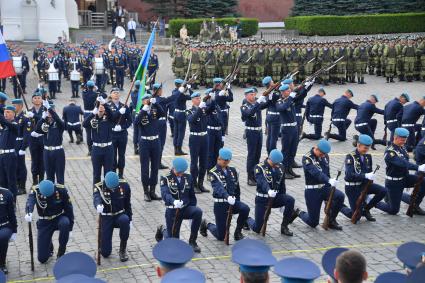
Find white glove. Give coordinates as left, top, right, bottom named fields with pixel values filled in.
left=92, top=108, right=99, bottom=115
left=187, top=84, right=191, bottom=89
left=304, top=80, right=314, bottom=88
left=268, top=93, right=274, bottom=101
left=419, top=164, right=425, bottom=172
left=226, top=83, right=231, bottom=90
left=18, top=150, right=25, bottom=156
left=10, top=233, right=17, bottom=242
left=219, top=90, right=226, bottom=96
left=268, top=190, right=277, bottom=198
left=289, top=92, right=297, bottom=98
left=173, top=200, right=184, bottom=208
left=150, top=98, right=157, bottom=104
left=209, top=92, right=216, bottom=100
left=42, top=100, right=50, bottom=109
left=257, top=96, right=267, bottom=104
left=365, top=172, right=375, bottom=181
left=96, top=205, right=104, bottom=214
left=145, top=85, right=150, bottom=90
left=96, top=96, right=106, bottom=105
left=25, top=213, right=32, bottom=222
left=227, top=196, right=236, bottom=205
left=328, top=178, right=338, bottom=187
left=178, top=86, right=185, bottom=93
left=42, top=111, right=48, bottom=119
left=26, top=112, right=34, bottom=118
left=222, top=136, right=225, bottom=142
left=142, top=105, right=150, bottom=112
left=30, top=131, right=39, bottom=138
left=113, top=125, right=122, bottom=131
left=130, top=221, right=133, bottom=229
left=119, top=107, right=126, bottom=114
left=199, top=102, right=206, bottom=109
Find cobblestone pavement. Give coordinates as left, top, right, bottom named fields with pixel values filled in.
left=4, top=45, right=425, bottom=283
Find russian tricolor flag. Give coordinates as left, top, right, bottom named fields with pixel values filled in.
left=0, top=30, right=16, bottom=79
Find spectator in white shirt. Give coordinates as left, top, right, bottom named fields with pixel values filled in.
left=128, top=18, right=137, bottom=43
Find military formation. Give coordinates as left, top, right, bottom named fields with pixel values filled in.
left=0, top=34, right=425, bottom=282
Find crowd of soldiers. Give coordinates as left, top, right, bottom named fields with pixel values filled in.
left=171, top=35, right=425, bottom=88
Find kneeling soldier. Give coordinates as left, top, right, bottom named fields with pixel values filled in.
left=0, top=187, right=17, bottom=274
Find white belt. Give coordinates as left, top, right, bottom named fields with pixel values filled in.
left=221, top=109, right=228, bottom=112
left=44, top=146, right=63, bottom=151
left=296, top=113, right=302, bottom=117
left=345, top=182, right=362, bottom=186
left=168, top=115, right=174, bottom=119
left=422, top=128, right=425, bottom=131
left=93, top=142, right=112, bottom=147
left=159, top=117, right=166, bottom=121
left=67, top=122, right=80, bottom=126
left=190, top=131, right=207, bottom=136
left=0, top=221, right=9, bottom=227
left=355, top=123, right=368, bottom=127
left=214, top=198, right=228, bottom=203
left=309, top=115, right=323, bottom=118
left=305, top=184, right=325, bottom=189
left=207, top=126, right=221, bottom=130
left=141, top=135, right=159, bottom=140
left=401, top=124, right=414, bottom=127
left=332, top=118, right=345, bottom=122
left=39, top=211, right=63, bottom=220
left=16, top=137, right=23, bottom=141
left=282, top=122, right=297, bottom=127
left=386, top=119, right=398, bottom=124
left=0, top=149, right=15, bottom=154
left=101, top=209, right=124, bottom=216
left=174, top=109, right=186, bottom=113
left=112, top=128, right=124, bottom=132
left=386, top=176, right=403, bottom=181
left=246, top=126, right=262, bottom=131
left=84, top=110, right=92, bottom=113
left=267, top=111, right=279, bottom=115
left=256, top=193, right=268, bottom=198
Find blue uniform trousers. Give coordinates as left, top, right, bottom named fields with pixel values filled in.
left=139, top=139, right=160, bottom=187
left=115, top=69, right=124, bottom=89
left=248, top=193, right=295, bottom=233
left=95, top=74, right=105, bottom=91
left=37, top=216, right=71, bottom=263
left=220, top=110, right=229, bottom=134
left=207, top=201, right=250, bottom=241
left=29, top=140, right=44, bottom=180
left=0, top=153, right=17, bottom=197
left=355, top=119, right=377, bottom=139
left=83, top=113, right=93, bottom=149
left=173, top=116, right=186, bottom=148
left=168, top=115, right=174, bottom=135
left=299, top=186, right=345, bottom=228
left=132, top=111, right=139, bottom=147
left=405, top=125, right=420, bottom=151
left=158, top=119, right=167, bottom=161
left=207, top=128, right=222, bottom=170
left=304, top=120, right=323, bottom=140
left=91, top=145, right=114, bottom=184
left=189, top=135, right=208, bottom=182
left=328, top=120, right=351, bottom=141
left=246, top=129, right=262, bottom=176
left=382, top=175, right=419, bottom=215
left=67, top=125, right=83, bottom=140
left=71, top=81, right=79, bottom=97
left=0, top=227, right=12, bottom=262
left=112, top=131, right=127, bottom=171
left=266, top=122, right=280, bottom=154
left=15, top=140, right=27, bottom=182
left=281, top=126, right=298, bottom=169
left=44, top=148, right=65, bottom=185
left=100, top=213, right=130, bottom=257
left=164, top=206, right=202, bottom=238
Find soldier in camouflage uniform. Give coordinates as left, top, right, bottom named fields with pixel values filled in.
left=221, top=45, right=234, bottom=79
left=302, top=44, right=317, bottom=80
left=252, top=44, right=268, bottom=86
left=172, top=49, right=186, bottom=79
left=189, top=45, right=201, bottom=89
left=419, top=39, right=425, bottom=81
left=287, top=45, right=300, bottom=82
left=204, top=47, right=217, bottom=87
left=383, top=41, right=397, bottom=83
left=237, top=45, right=251, bottom=88
left=402, top=40, right=416, bottom=82
left=269, top=44, right=284, bottom=82
left=334, top=43, right=347, bottom=85
left=395, top=38, right=406, bottom=81
left=353, top=42, right=368, bottom=84
left=318, top=44, right=333, bottom=85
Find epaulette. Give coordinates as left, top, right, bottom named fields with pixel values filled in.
left=93, top=181, right=103, bottom=192
left=209, top=167, right=217, bottom=173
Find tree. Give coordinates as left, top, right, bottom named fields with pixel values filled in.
left=143, top=0, right=188, bottom=18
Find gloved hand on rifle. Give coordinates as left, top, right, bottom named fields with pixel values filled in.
left=365, top=172, right=375, bottom=181
left=268, top=190, right=277, bottom=198
left=173, top=200, right=184, bottom=208
left=227, top=196, right=236, bottom=205
left=328, top=178, right=338, bottom=187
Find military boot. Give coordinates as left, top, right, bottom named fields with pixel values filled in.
left=159, top=163, right=168, bottom=169
left=76, top=134, right=83, bottom=145
left=234, top=225, right=245, bottom=241
left=119, top=240, right=129, bottom=262
left=361, top=77, right=366, bottom=84
left=179, top=147, right=188, bottom=155
left=0, top=254, right=7, bottom=274
left=386, top=76, right=390, bottom=83
left=155, top=225, right=164, bottom=242
left=284, top=169, right=295, bottom=180
left=134, top=144, right=139, bottom=155
left=198, top=177, right=210, bottom=193
left=193, top=178, right=201, bottom=194
left=200, top=219, right=208, bottom=237
left=352, top=135, right=359, bottom=147
left=292, top=160, right=302, bottom=168
left=149, top=185, right=161, bottom=201
left=413, top=205, right=425, bottom=216
left=390, top=76, right=395, bottom=83
left=118, top=168, right=124, bottom=179
left=32, top=175, right=39, bottom=186
left=69, top=133, right=74, bottom=143
left=288, top=167, right=300, bottom=178
left=329, top=218, right=343, bottom=231
left=281, top=217, right=293, bottom=236
left=247, top=174, right=257, bottom=186
left=57, top=245, right=66, bottom=259
left=189, top=234, right=201, bottom=253
left=143, top=185, right=151, bottom=202
left=289, top=208, right=301, bottom=224
left=363, top=207, right=376, bottom=222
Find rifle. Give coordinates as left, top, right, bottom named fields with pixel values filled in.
left=322, top=168, right=343, bottom=230
left=406, top=172, right=425, bottom=217
left=298, top=110, right=308, bottom=140
left=224, top=204, right=233, bottom=245
left=28, top=222, right=34, bottom=271
left=284, top=57, right=316, bottom=80
left=324, top=118, right=333, bottom=140
left=298, top=56, right=344, bottom=89
left=97, top=214, right=102, bottom=265
left=172, top=208, right=180, bottom=237
left=260, top=197, right=274, bottom=237
left=351, top=165, right=380, bottom=224
left=382, top=125, right=388, bottom=144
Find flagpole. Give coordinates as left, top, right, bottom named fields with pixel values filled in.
left=13, top=75, right=30, bottom=110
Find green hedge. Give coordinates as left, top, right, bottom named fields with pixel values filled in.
left=284, top=13, right=425, bottom=35
left=168, top=18, right=258, bottom=37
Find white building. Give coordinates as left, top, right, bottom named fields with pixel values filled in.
left=0, top=0, right=79, bottom=43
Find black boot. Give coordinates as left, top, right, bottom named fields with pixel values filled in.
left=179, top=147, right=188, bottom=155
left=247, top=175, right=257, bottom=186
left=288, top=167, right=300, bottom=178
left=289, top=208, right=300, bottom=224
left=285, top=168, right=295, bottom=180
left=390, top=76, right=394, bottom=83
left=155, top=225, right=164, bottom=242
left=159, top=163, right=168, bottom=169
left=361, top=77, right=366, bottom=84
left=299, top=132, right=307, bottom=141
left=149, top=185, right=161, bottom=201
left=0, top=248, right=8, bottom=274
left=134, top=144, right=139, bottom=155
left=413, top=205, right=425, bottom=216
left=32, top=175, right=39, bottom=186
left=76, top=134, right=83, bottom=145
left=364, top=207, right=376, bottom=222
left=200, top=219, right=208, bottom=237
left=281, top=218, right=293, bottom=236
left=57, top=245, right=66, bottom=259
left=234, top=225, right=245, bottom=241
left=292, top=160, right=302, bottom=168
left=193, top=178, right=202, bottom=194
left=174, top=146, right=179, bottom=156
left=118, top=168, right=124, bottom=179
left=352, top=135, right=359, bottom=147
left=329, top=218, right=343, bottom=231
left=119, top=240, right=129, bottom=262
left=69, top=133, right=74, bottom=143
left=198, top=177, right=210, bottom=193
left=143, top=185, right=151, bottom=202
left=189, top=234, right=201, bottom=253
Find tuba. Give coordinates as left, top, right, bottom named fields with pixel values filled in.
left=108, top=26, right=126, bottom=51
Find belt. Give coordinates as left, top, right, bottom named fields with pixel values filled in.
left=214, top=198, right=228, bottom=203
left=282, top=122, right=297, bottom=127
left=0, top=149, right=15, bottom=154
left=345, top=182, right=362, bottom=186
left=246, top=126, right=262, bottom=131
left=84, top=110, right=92, bottom=113
left=112, top=128, right=124, bottom=132
left=385, top=176, right=404, bottom=181
left=422, top=128, right=425, bottom=131
left=221, top=109, right=228, bottom=112
left=386, top=119, right=398, bottom=124
left=93, top=142, right=112, bottom=147
left=16, top=137, right=23, bottom=141
left=401, top=124, right=414, bottom=127
left=207, top=126, right=222, bottom=130
left=332, top=118, right=345, bottom=122
left=159, top=117, right=166, bottom=121
left=67, top=122, right=80, bottom=126
left=166, top=205, right=186, bottom=209
left=256, top=193, right=268, bottom=198
left=174, top=109, right=186, bottom=113
left=267, top=111, right=279, bottom=115
left=309, top=115, right=323, bottom=118
left=39, top=211, right=63, bottom=220
left=296, top=113, right=302, bottom=117
left=101, top=209, right=124, bottom=216
left=190, top=131, right=207, bottom=136
left=305, top=184, right=325, bottom=189
left=168, top=115, right=174, bottom=119
left=44, top=145, right=63, bottom=151
left=355, top=123, right=368, bottom=127
left=141, top=135, right=159, bottom=140
left=0, top=221, right=9, bottom=227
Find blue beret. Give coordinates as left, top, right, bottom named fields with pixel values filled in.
left=38, top=87, right=47, bottom=94
left=401, top=93, right=410, bottom=102
left=396, top=241, right=425, bottom=270
left=244, top=88, right=255, bottom=95
left=407, top=266, right=425, bottom=283
left=371, top=94, right=379, bottom=102
left=262, top=76, right=272, bottom=86
left=269, top=149, right=283, bottom=164
left=11, top=98, right=23, bottom=105
left=204, top=88, right=213, bottom=95
left=321, top=248, right=348, bottom=280
left=374, top=272, right=407, bottom=283
left=219, top=148, right=232, bottom=160
left=279, top=84, right=289, bottom=92
left=173, top=157, right=188, bottom=173
left=153, top=238, right=194, bottom=269
left=161, top=268, right=206, bottom=283
left=346, top=89, right=354, bottom=97
left=213, top=77, right=223, bottom=84
left=0, top=92, right=8, bottom=101
left=135, top=80, right=141, bottom=86
left=39, top=180, right=54, bottom=197
left=274, top=257, right=321, bottom=282
left=252, top=87, right=258, bottom=93
left=142, top=93, right=152, bottom=100
left=174, top=79, right=184, bottom=85
left=0, top=270, right=5, bottom=283
left=317, top=139, right=331, bottom=154
left=4, top=105, right=16, bottom=112
left=318, top=87, right=326, bottom=94
left=104, top=171, right=119, bottom=189
left=232, top=239, right=277, bottom=273
left=358, top=134, right=373, bottom=146
left=153, top=83, right=162, bottom=90
left=394, top=127, right=409, bottom=138
left=32, top=91, right=41, bottom=97
left=190, top=92, right=201, bottom=98
left=53, top=252, right=97, bottom=280
left=282, top=78, right=293, bottom=84
left=110, top=87, right=120, bottom=94
left=86, top=80, right=95, bottom=87
left=56, top=274, right=106, bottom=283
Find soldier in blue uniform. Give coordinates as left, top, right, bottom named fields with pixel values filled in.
left=299, top=139, right=344, bottom=230
left=25, top=180, right=74, bottom=263
left=241, top=88, right=268, bottom=186
left=80, top=49, right=93, bottom=85
left=82, top=80, right=99, bottom=155
left=396, top=241, right=425, bottom=273
left=148, top=50, right=159, bottom=84
left=62, top=99, right=84, bottom=144
left=301, top=88, right=332, bottom=140
left=134, top=93, right=164, bottom=202
left=0, top=187, right=17, bottom=274
left=155, top=157, right=202, bottom=253
left=93, top=171, right=131, bottom=262
left=340, top=134, right=390, bottom=222
left=186, top=92, right=213, bottom=193
left=262, top=77, right=280, bottom=154
left=275, top=256, right=321, bottom=283
left=384, top=128, right=425, bottom=215
left=0, top=92, right=7, bottom=115
left=36, top=101, right=65, bottom=185
left=54, top=49, right=65, bottom=93
left=326, top=89, right=358, bottom=141
left=109, top=89, right=132, bottom=178
left=200, top=148, right=250, bottom=242
left=127, top=46, right=139, bottom=81
left=205, top=88, right=224, bottom=170
left=152, top=83, right=171, bottom=169
left=12, top=99, right=28, bottom=195
left=129, top=80, right=140, bottom=155
left=212, top=78, right=233, bottom=136
left=384, top=93, right=409, bottom=144
left=173, top=79, right=191, bottom=156
left=247, top=149, right=298, bottom=236
left=353, top=94, right=385, bottom=149
left=167, top=81, right=179, bottom=139
left=82, top=96, right=114, bottom=185
left=412, top=135, right=425, bottom=215
left=114, top=48, right=127, bottom=91
left=0, top=105, right=18, bottom=198
left=400, top=96, right=425, bottom=152
left=161, top=268, right=205, bottom=283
